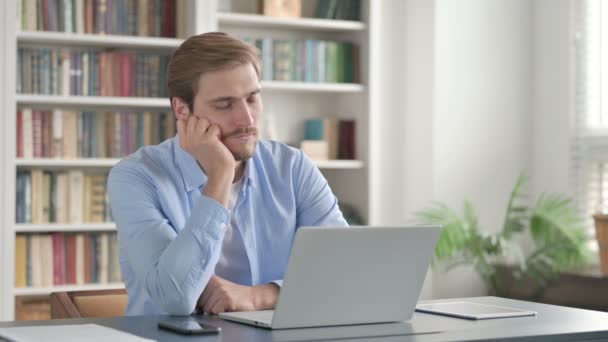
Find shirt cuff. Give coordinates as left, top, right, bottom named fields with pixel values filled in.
left=270, top=280, right=283, bottom=288
left=188, top=194, right=230, bottom=240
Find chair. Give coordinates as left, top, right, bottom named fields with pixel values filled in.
left=50, top=289, right=127, bottom=319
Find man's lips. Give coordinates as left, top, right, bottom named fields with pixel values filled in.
left=225, top=132, right=257, bottom=141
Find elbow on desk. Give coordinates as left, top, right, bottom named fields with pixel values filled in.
left=145, top=276, right=199, bottom=316
left=151, top=289, right=197, bottom=316
left=162, top=298, right=197, bottom=316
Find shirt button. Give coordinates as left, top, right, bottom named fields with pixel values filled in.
left=201, top=258, right=206, bottom=264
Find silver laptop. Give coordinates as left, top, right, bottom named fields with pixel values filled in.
left=219, top=225, right=441, bottom=329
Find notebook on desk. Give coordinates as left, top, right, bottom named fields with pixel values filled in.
left=219, top=225, right=441, bottom=329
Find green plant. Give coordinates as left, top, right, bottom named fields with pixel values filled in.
left=415, top=174, right=591, bottom=294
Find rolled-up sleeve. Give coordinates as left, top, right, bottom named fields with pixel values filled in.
left=108, top=162, right=229, bottom=315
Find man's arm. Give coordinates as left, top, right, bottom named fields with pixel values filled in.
left=295, top=150, right=349, bottom=227
left=260, top=150, right=348, bottom=293
left=108, top=163, right=229, bottom=315
left=196, top=276, right=279, bottom=314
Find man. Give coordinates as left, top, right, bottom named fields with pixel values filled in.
left=107, top=32, right=348, bottom=316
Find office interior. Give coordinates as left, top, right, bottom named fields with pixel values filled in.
left=0, top=0, right=606, bottom=331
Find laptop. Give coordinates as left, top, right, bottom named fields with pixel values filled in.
left=219, top=225, right=441, bottom=329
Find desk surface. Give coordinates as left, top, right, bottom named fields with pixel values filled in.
left=2, top=296, right=608, bottom=342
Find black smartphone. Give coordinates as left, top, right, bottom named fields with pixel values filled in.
left=158, top=319, right=222, bottom=335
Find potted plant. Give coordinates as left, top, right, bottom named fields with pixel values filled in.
left=592, top=214, right=608, bottom=275
left=415, top=174, right=591, bottom=295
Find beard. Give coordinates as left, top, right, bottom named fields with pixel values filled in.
left=223, top=127, right=258, bottom=161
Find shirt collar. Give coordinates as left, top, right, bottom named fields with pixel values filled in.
left=173, top=135, right=258, bottom=192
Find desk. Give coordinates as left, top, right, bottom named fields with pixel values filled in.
left=1, top=296, right=608, bottom=341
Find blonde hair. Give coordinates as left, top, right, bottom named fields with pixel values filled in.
left=167, top=32, right=261, bottom=112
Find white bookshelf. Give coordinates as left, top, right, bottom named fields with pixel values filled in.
left=16, top=158, right=121, bottom=168
left=1, top=0, right=374, bottom=321
left=217, top=12, right=366, bottom=31
left=16, top=95, right=171, bottom=109
left=14, top=283, right=124, bottom=296
left=15, top=223, right=116, bottom=233
left=314, top=160, right=364, bottom=169
left=261, top=81, right=364, bottom=93
left=17, top=31, right=183, bottom=49
left=15, top=158, right=363, bottom=170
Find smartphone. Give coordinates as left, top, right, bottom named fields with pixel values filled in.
left=158, top=319, right=222, bottom=335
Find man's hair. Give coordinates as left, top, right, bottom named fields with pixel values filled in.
left=167, top=32, right=262, bottom=112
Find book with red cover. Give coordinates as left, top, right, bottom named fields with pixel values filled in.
left=338, top=120, right=356, bottom=160
left=65, top=234, right=77, bottom=284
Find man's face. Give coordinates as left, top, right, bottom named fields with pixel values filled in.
left=191, top=63, right=262, bottom=161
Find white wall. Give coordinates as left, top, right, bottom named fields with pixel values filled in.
left=431, top=0, right=533, bottom=298
left=369, top=0, right=436, bottom=299
left=370, top=0, right=534, bottom=299
left=531, top=0, right=571, bottom=197
left=368, top=0, right=410, bottom=226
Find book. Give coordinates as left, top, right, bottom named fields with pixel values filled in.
left=300, top=140, right=329, bottom=160
left=304, top=118, right=338, bottom=159
left=68, top=170, right=84, bottom=223
left=52, top=233, right=66, bottom=285
left=338, top=120, right=356, bottom=159
left=14, top=235, right=27, bottom=288
left=75, top=234, right=85, bottom=285
left=261, top=0, right=301, bottom=18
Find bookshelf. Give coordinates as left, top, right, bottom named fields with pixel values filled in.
left=17, top=31, right=183, bottom=49
left=0, top=0, right=372, bottom=321
left=14, top=283, right=124, bottom=297
left=15, top=158, right=361, bottom=170
left=15, top=223, right=116, bottom=234
left=217, top=12, right=366, bottom=31
left=16, top=95, right=171, bottom=109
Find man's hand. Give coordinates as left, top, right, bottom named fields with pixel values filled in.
left=198, top=276, right=280, bottom=314
left=177, top=116, right=235, bottom=206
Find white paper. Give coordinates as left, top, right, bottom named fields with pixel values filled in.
left=0, top=324, right=155, bottom=342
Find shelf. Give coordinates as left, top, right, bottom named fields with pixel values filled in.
left=15, top=158, right=361, bottom=169
left=17, top=31, right=182, bottom=49
left=16, top=159, right=120, bottom=168
left=14, top=283, right=124, bottom=296
left=15, top=223, right=116, bottom=233
left=218, top=13, right=366, bottom=31
left=16, top=84, right=363, bottom=106
left=16, top=95, right=171, bottom=109
left=261, top=81, right=364, bottom=93
left=315, top=160, right=364, bottom=169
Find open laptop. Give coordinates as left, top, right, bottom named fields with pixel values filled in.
left=219, top=225, right=441, bottom=329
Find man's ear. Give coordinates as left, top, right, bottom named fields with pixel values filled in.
left=172, top=97, right=190, bottom=120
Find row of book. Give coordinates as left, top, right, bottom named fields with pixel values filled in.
left=301, top=119, right=356, bottom=160
left=16, top=170, right=111, bottom=224
left=20, top=0, right=177, bottom=37
left=315, top=0, right=361, bottom=21
left=16, top=109, right=176, bottom=159
left=14, top=232, right=121, bottom=288
left=245, top=38, right=359, bottom=84
left=17, top=48, right=170, bottom=97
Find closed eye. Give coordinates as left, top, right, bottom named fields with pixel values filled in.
left=215, top=100, right=233, bottom=110
left=247, top=94, right=259, bottom=103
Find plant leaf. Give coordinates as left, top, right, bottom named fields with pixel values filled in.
left=414, top=202, right=472, bottom=260
left=502, top=173, right=530, bottom=239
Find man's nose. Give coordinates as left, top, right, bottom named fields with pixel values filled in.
left=234, top=99, right=254, bottom=126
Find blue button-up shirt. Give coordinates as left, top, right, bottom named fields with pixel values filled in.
left=107, top=137, right=348, bottom=316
